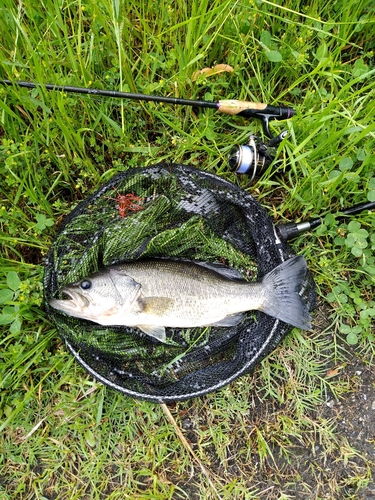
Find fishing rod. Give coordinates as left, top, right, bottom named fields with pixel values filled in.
left=0, top=79, right=295, bottom=140
left=1, top=79, right=296, bottom=180
left=276, top=200, right=375, bottom=241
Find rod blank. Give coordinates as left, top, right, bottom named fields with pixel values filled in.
left=0, top=79, right=295, bottom=120
left=277, top=201, right=375, bottom=241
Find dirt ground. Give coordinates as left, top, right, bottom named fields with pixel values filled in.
left=264, top=307, right=375, bottom=499
left=190, top=353, right=375, bottom=500
left=256, top=348, right=375, bottom=499
left=177, top=305, right=375, bottom=500
left=317, top=357, right=375, bottom=499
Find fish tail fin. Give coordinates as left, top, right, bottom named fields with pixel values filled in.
left=260, top=256, right=312, bottom=330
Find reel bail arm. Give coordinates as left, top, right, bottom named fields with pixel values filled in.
left=224, top=101, right=295, bottom=180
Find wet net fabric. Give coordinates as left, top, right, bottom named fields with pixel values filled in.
left=44, top=163, right=316, bottom=402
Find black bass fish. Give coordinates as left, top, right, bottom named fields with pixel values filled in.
left=49, top=256, right=311, bottom=343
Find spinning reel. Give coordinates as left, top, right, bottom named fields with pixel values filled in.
left=227, top=106, right=294, bottom=180
left=228, top=130, right=288, bottom=180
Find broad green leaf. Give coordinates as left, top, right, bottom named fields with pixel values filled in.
left=7, top=272, right=20, bottom=291
left=339, top=324, right=351, bottom=334
left=10, top=317, right=22, bottom=334
left=339, top=157, right=353, bottom=170
left=356, top=149, right=367, bottom=161
left=346, top=332, right=358, bottom=345
left=334, top=236, right=345, bottom=246
left=35, top=214, right=54, bottom=231
left=0, top=313, right=15, bottom=325
left=324, top=213, right=335, bottom=226
left=351, top=246, right=363, bottom=257
left=352, top=58, right=369, bottom=77
left=260, top=30, right=272, bottom=48
left=265, top=50, right=282, bottom=62
left=85, top=429, right=96, bottom=447
left=347, top=220, right=361, bottom=233
left=0, top=289, right=14, bottom=304
left=345, top=233, right=356, bottom=247
left=357, top=228, right=368, bottom=239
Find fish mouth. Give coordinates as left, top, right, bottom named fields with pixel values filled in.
left=49, top=287, right=90, bottom=313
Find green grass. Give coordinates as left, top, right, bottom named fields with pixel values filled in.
left=1, top=0, right=375, bottom=498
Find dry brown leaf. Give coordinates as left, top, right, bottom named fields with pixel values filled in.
left=191, top=64, right=234, bottom=81
left=325, top=365, right=345, bottom=378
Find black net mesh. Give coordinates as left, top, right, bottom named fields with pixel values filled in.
left=44, top=163, right=316, bottom=402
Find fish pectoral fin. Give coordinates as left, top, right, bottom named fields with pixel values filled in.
left=210, top=313, right=244, bottom=327
left=135, top=297, right=173, bottom=343
left=137, top=324, right=166, bottom=343
left=141, top=297, right=174, bottom=316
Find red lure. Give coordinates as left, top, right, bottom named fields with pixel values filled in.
left=108, top=188, right=144, bottom=218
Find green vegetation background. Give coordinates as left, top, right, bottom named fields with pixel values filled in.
left=0, top=0, right=374, bottom=498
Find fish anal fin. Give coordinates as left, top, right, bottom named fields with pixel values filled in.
left=210, top=313, right=244, bottom=327
left=137, top=324, right=166, bottom=343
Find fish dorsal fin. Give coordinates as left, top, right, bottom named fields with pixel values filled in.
left=195, top=261, right=245, bottom=281
left=108, top=269, right=142, bottom=306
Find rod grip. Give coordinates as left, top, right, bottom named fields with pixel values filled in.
left=217, top=100, right=268, bottom=115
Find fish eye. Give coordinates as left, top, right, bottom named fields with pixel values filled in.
left=80, top=280, right=92, bottom=290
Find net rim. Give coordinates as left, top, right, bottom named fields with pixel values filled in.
left=44, top=163, right=315, bottom=401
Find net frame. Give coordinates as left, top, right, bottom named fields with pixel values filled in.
left=44, top=163, right=315, bottom=402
